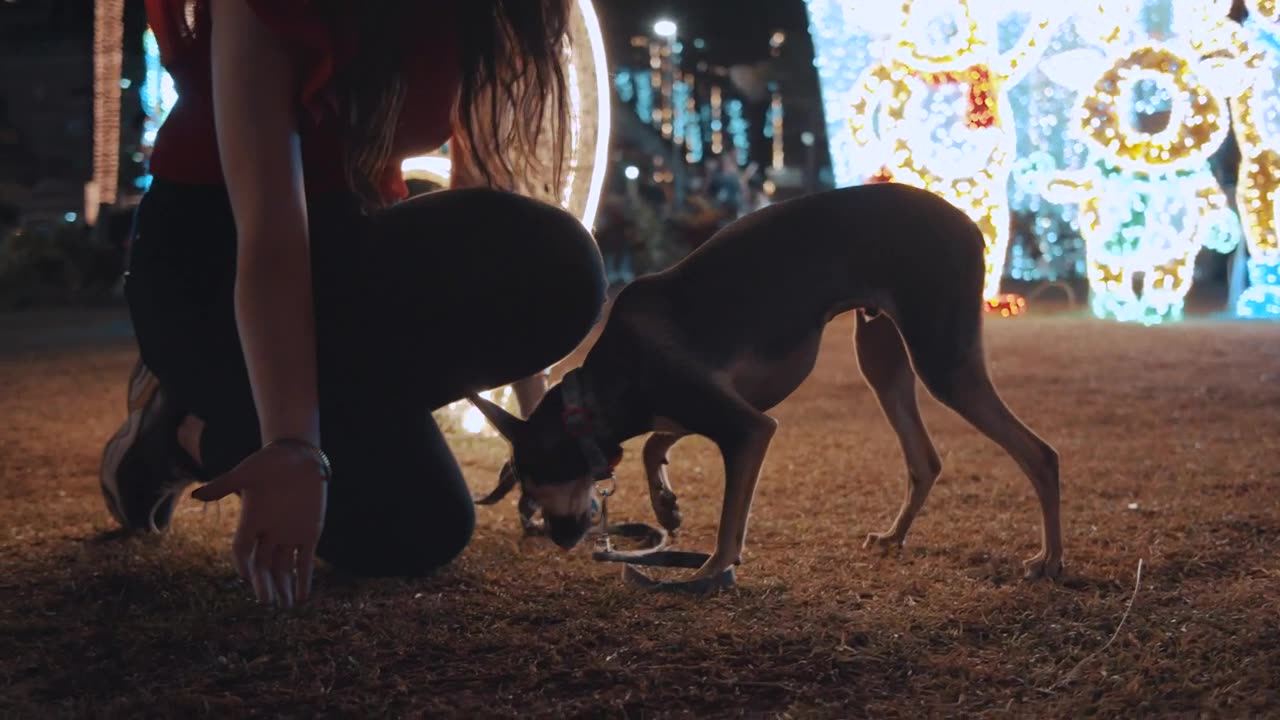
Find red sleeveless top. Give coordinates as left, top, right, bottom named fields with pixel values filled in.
left=145, top=0, right=462, bottom=203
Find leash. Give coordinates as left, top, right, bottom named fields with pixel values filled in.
left=478, top=461, right=735, bottom=593
left=590, top=476, right=736, bottom=594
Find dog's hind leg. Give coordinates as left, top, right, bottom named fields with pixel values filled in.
left=855, top=311, right=943, bottom=553
left=904, top=318, right=1064, bottom=580
left=643, top=432, right=686, bottom=532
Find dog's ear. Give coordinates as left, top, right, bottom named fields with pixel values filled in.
left=467, top=392, right=526, bottom=442
left=473, top=460, right=519, bottom=505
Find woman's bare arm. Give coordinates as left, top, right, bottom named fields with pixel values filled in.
left=195, top=0, right=328, bottom=609
left=210, top=0, right=320, bottom=447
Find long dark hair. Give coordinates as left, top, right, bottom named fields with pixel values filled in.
left=334, top=0, right=572, bottom=206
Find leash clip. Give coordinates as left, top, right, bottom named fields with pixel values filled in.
left=593, top=474, right=618, bottom=554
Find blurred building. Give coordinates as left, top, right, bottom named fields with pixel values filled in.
left=0, top=0, right=96, bottom=234
left=594, top=0, right=831, bottom=206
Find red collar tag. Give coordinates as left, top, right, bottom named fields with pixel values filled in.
left=562, top=404, right=592, bottom=438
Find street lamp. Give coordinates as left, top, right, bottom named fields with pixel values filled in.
left=801, top=131, right=818, bottom=194
left=652, top=18, right=682, bottom=206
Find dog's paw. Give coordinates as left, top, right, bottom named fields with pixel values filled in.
left=651, top=490, right=683, bottom=532
left=863, top=531, right=904, bottom=554
left=1022, top=552, right=1065, bottom=581
left=691, top=553, right=737, bottom=580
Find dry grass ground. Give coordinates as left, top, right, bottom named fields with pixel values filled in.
left=1, top=308, right=1278, bottom=718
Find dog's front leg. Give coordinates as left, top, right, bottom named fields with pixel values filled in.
left=693, top=416, right=777, bottom=580
left=642, top=433, right=685, bottom=532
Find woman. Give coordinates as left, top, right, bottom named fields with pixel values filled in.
left=99, top=0, right=607, bottom=608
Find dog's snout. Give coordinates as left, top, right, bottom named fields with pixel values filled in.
left=546, top=512, right=591, bottom=550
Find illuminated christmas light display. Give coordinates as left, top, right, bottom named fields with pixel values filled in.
left=90, top=0, right=126, bottom=221
left=726, top=98, right=751, bottom=166
left=768, top=84, right=785, bottom=171
left=138, top=27, right=179, bottom=190
left=658, top=39, right=677, bottom=140
left=140, top=29, right=178, bottom=148
left=614, top=69, right=635, bottom=104
left=1005, top=26, right=1093, bottom=286
left=806, top=0, right=1066, bottom=303
left=634, top=72, right=655, bottom=130
left=673, top=76, right=690, bottom=148
left=1034, top=0, right=1246, bottom=324
left=1231, top=0, right=1280, bottom=319
left=710, top=85, right=725, bottom=156
left=684, top=75, right=705, bottom=164
left=650, top=42, right=663, bottom=128
left=805, top=0, right=1253, bottom=323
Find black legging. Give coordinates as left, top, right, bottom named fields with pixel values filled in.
left=125, top=179, right=607, bottom=576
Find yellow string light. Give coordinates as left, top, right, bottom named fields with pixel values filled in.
left=1036, top=1, right=1245, bottom=324
left=1230, top=0, right=1280, bottom=317
left=90, top=0, right=125, bottom=222
left=847, top=0, right=1064, bottom=302
left=1077, top=47, right=1230, bottom=172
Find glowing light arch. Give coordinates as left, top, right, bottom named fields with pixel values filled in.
left=401, top=0, right=612, bottom=232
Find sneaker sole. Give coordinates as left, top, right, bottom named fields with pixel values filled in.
left=100, top=360, right=178, bottom=533
left=100, top=408, right=147, bottom=529
left=127, top=359, right=159, bottom=413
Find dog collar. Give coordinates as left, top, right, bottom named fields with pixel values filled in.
left=560, top=370, right=620, bottom=480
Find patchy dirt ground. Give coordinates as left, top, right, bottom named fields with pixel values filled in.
left=2, top=308, right=1278, bottom=718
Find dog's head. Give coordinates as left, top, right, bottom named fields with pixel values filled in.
left=469, top=387, right=620, bottom=550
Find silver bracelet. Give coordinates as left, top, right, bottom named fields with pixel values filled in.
left=264, top=437, right=332, bottom=482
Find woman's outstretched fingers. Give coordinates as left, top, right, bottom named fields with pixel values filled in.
left=296, top=544, right=316, bottom=605
left=271, top=545, right=296, bottom=609
left=252, top=541, right=276, bottom=605
left=191, top=470, right=246, bottom=502
left=231, top=525, right=255, bottom=582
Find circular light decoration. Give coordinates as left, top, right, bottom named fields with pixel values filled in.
left=810, top=0, right=1067, bottom=305
left=412, top=0, right=612, bottom=435
left=1231, top=0, right=1280, bottom=319
left=1035, top=0, right=1246, bottom=325
left=1078, top=47, right=1230, bottom=174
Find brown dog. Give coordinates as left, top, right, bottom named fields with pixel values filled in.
left=470, top=182, right=1063, bottom=583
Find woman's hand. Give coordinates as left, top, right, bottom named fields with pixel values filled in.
left=192, top=442, right=328, bottom=608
